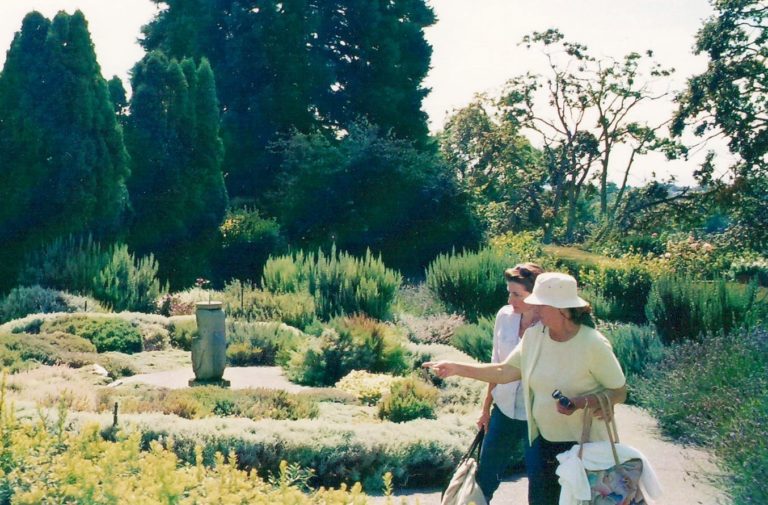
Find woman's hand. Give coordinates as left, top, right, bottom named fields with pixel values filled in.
left=422, top=361, right=458, bottom=378
left=476, top=408, right=491, bottom=432
left=556, top=401, right=578, bottom=416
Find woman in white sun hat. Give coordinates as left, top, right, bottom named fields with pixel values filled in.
left=424, top=272, right=627, bottom=505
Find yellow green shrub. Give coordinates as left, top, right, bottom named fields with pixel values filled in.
left=335, top=370, right=399, bottom=406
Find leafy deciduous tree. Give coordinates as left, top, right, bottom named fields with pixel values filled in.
left=673, top=0, right=768, bottom=249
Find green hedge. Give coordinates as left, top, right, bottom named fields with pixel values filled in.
left=68, top=411, right=476, bottom=491
left=579, top=257, right=655, bottom=324
left=0, top=285, right=106, bottom=324
left=425, top=248, right=512, bottom=322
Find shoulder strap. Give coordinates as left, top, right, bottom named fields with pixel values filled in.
left=461, top=429, right=484, bottom=462
left=578, top=392, right=621, bottom=466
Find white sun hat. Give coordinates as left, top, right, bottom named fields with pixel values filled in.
left=523, top=272, right=588, bottom=308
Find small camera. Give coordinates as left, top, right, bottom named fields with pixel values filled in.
left=552, top=389, right=575, bottom=409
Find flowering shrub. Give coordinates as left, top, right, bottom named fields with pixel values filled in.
left=0, top=414, right=375, bottom=504
left=488, top=230, right=545, bottom=262
left=728, top=256, right=768, bottom=286
left=656, top=235, right=729, bottom=279
left=156, top=291, right=201, bottom=316
left=393, top=283, right=447, bottom=317
left=335, top=370, right=399, bottom=406
left=218, top=207, right=286, bottom=283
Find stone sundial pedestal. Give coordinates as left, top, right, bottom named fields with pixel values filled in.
left=189, top=301, right=230, bottom=387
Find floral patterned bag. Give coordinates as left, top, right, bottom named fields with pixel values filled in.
left=579, top=393, right=645, bottom=505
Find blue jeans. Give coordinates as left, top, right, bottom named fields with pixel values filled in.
left=526, top=436, right=577, bottom=505
left=476, top=406, right=528, bottom=502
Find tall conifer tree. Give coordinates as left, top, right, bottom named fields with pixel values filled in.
left=125, top=52, right=227, bottom=288
left=0, top=11, right=129, bottom=290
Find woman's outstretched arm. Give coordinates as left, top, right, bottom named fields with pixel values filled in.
left=422, top=361, right=521, bottom=384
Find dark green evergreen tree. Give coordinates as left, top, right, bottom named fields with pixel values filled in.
left=125, top=51, right=227, bottom=288
left=107, top=76, right=128, bottom=114
left=0, top=10, right=130, bottom=291
left=320, top=0, right=435, bottom=146
left=140, top=0, right=328, bottom=201
left=139, top=0, right=435, bottom=202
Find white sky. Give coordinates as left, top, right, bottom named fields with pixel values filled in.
left=0, top=0, right=731, bottom=186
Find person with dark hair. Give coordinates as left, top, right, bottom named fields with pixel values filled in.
left=475, top=263, right=543, bottom=502
left=425, top=272, right=627, bottom=505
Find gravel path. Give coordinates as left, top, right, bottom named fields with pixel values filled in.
left=115, top=367, right=730, bottom=504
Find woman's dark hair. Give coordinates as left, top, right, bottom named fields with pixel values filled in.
left=564, top=305, right=595, bottom=328
left=503, top=263, right=544, bottom=293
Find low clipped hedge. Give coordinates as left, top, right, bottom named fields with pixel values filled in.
left=70, top=411, right=476, bottom=491
left=41, top=315, right=143, bottom=354
left=99, top=386, right=319, bottom=421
